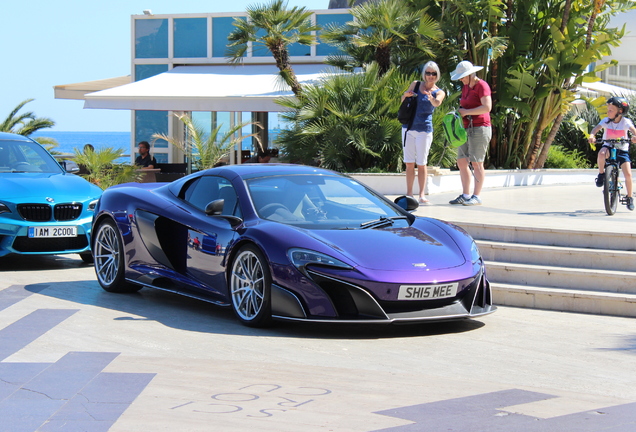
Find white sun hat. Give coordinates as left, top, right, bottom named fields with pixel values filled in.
left=450, top=61, right=484, bottom=80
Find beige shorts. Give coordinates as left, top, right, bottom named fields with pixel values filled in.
left=457, top=126, right=491, bottom=163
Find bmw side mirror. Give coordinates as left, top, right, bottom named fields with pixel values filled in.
left=61, top=160, right=80, bottom=173
left=394, top=195, right=419, bottom=212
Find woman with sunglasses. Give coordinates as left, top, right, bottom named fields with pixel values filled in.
left=401, top=61, right=445, bottom=204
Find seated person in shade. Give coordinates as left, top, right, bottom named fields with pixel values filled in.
left=135, top=141, right=157, bottom=169
left=245, top=149, right=274, bottom=164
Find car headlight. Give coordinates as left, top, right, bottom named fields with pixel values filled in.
left=288, top=248, right=353, bottom=274
left=88, top=199, right=99, bottom=212
left=0, top=203, right=10, bottom=215
left=470, top=241, right=482, bottom=265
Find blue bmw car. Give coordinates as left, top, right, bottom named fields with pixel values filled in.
left=0, top=132, right=102, bottom=262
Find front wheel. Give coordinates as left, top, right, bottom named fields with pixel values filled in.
left=229, top=244, right=272, bottom=327
left=603, top=164, right=619, bottom=216
left=79, top=251, right=94, bottom=264
left=93, top=219, right=140, bottom=293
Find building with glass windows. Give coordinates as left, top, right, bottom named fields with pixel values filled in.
left=55, top=9, right=352, bottom=165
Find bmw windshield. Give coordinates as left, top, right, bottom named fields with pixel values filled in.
left=0, top=140, right=64, bottom=173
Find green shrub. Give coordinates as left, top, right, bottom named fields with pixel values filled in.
left=543, top=145, right=590, bottom=169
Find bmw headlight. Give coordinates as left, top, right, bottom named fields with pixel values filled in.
left=0, top=203, right=10, bottom=215
left=88, top=199, right=99, bottom=212
left=288, top=248, right=353, bottom=274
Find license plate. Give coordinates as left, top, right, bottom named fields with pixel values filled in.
left=398, top=283, right=458, bottom=300
left=28, top=226, right=78, bottom=238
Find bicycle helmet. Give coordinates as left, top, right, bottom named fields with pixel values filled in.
left=607, top=96, right=629, bottom=115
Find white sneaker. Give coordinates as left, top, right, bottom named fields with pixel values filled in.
left=462, top=195, right=482, bottom=206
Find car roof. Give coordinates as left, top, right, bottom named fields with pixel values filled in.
left=0, top=132, right=33, bottom=142
left=207, top=163, right=342, bottom=179
left=165, top=164, right=346, bottom=196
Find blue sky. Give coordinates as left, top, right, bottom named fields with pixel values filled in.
left=0, top=0, right=331, bottom=132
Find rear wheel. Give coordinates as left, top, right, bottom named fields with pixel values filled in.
left=229, top=244, right=272, bottom=327
left=93, top=219, right=140, bottom=293
left=603, top=164, right=619, bottom=216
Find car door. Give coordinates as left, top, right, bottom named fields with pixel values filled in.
left=180, top=175, right=241, bottom=300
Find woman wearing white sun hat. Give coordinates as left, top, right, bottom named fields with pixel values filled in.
left=448, top=60, right=492, bottom=206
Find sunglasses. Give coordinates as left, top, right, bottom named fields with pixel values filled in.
left=425, top=71, right=437, bottom=76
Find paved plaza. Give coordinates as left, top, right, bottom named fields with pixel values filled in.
left=1, top=183, right=635, bottom=431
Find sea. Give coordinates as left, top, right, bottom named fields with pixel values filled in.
left=31, top=131, right=132, bottom=163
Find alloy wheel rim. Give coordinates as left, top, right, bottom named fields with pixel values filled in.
left=231, top=250, right=265, bottom=320
left=95, top=224, right=120, bottom=286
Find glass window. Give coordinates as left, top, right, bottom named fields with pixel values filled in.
left=154, top=153, right=169, bottom=164
left=608, top=65, right=617, bottom=75
left=620, top=65, right=628, bottom=77
left=213, top=17, right=239, bottom=58
left=183, top=176, right=241, bottom=217
left=316, top=13, right=352, bottom=56
left=135, top=111, right=169, bottom=153
left=246, top=175, right=404, bottom=228
left=135, top=19, right=169, bottom=59
left=135, top=64, right=169, bottom=81
left=174, top=18, right=207, bottom=58
left=0, top=141, right=61, bottom=173
left=288, top=42, right=311, bottom=57
left=630, top=65, right=636, bottom=78
left=252, top=28, right=270, bottom=57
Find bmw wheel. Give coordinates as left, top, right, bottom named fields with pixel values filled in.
left=230, top=244, right=272, bottom=327
left=93, top=219, right=140, bottom=293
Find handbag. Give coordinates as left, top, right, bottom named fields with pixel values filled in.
left=398, top=81, right=420, bottom=125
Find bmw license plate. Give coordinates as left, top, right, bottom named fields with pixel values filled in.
left=398, top=283, right=458, bottom=300
left=28, top=226, right=78, bottom=238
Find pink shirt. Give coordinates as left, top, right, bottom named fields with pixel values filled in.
left=460, top=79, right=491, bottom=128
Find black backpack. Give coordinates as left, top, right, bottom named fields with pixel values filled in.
left=398, top=81, right=420, bottom=126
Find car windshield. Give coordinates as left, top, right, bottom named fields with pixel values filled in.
left=0, top=140, right=63, bottom=173
left=246, top=174, right=409, bottom=229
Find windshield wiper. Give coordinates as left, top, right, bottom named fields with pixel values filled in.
left=360, top=216, right=407, bottom=229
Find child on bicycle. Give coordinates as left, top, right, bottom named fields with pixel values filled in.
left=588, top=96, right=636, bottom=211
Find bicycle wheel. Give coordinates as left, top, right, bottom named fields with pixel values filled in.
left=603, top=164, right=619, bottom=215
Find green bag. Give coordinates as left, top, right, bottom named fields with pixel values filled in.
left=442, top=111, right=467, bottom=148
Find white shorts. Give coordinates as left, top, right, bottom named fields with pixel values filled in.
left=402, top=129, right=433, bottom=165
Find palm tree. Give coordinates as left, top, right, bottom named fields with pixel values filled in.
left=320, top=0, right=443, bottom=76
left=226, top=0, right=320, bottom=96
left=73, top=147, right=140, bottom=190
left=152, top=113, right=262, bottom=171
left=1, top=99, right=58, bottom=150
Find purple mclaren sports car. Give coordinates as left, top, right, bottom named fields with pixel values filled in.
left=92, top=164, right=495, bottom=327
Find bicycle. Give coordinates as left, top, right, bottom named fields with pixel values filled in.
left=598, top=138, right=632, bottom=215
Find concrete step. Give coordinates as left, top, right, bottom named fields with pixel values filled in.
left=478, top=240, right=636, bottom=272
left=453, top=222, right=636, bottom=318
left=485, top=261, right=636, bottom=294
left=492, top=282, right=636, bottom=318
left=456, top=221, right=636, bottom=251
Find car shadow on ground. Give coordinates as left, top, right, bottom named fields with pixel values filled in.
left=21, top=278, right=486, bottom=340
left=0, top=254, right=90, bottom=271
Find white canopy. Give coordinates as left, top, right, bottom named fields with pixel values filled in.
left=83, top=64, right=328, bottom=112
left=54, top=75, right=131, bottom=100
left=577, top=81, right=636, bottom=97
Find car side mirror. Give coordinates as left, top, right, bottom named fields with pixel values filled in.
left=393, top=195, right=419, bottom=212
left=61, top=160, right=80, bottom=173
left=205, top=199, right=224, bottom=216
left=205, top=199, right=242, bottom=227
